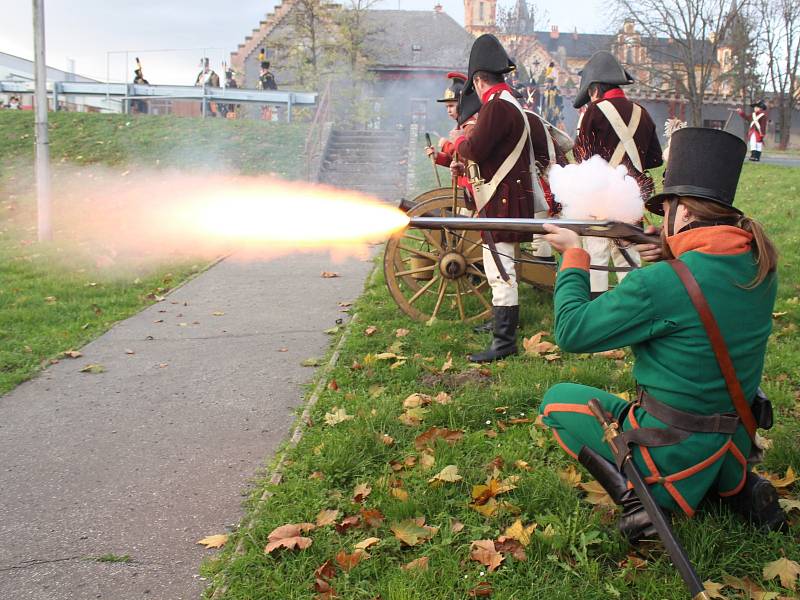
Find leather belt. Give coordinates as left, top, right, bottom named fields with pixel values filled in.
left=638, top=390, right=740, bottom=435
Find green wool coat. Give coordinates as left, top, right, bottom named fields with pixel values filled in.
left=539, top=228, right=776, bottom=515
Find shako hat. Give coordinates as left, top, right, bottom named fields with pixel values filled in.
left=437, top=72, right=467, bottom=103
left=646, top=127, right=746, bottom=215
left=464, top=34, right=515, bottom=94
left=457, top=87, right=482, bottom=126
left=750, top=99, right=767, bottom=110
left=573, top=51, right=634, bottom=108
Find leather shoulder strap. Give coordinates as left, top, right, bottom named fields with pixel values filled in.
left=596, top=100, right=644, bottom=172
left=668, top=260, right=757, bottom=440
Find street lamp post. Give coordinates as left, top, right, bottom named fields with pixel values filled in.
left=33, top=0, right=52, bottom=241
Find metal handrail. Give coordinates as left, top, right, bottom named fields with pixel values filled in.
left=303, top=80, right=332, bottom=180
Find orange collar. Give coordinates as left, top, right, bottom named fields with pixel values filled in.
left=667, top=225, right=752, bottom=257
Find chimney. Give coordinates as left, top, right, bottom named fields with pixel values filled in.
left=433, top=3, right=443, bottom=12
left=550, top=25, right=559, bottom=39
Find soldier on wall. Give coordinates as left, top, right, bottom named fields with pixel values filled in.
left=450, top=34, right=551, bottom=363
left=572, top=51, right=663, bottom=297
left=737, top=100, right=768, bottom=162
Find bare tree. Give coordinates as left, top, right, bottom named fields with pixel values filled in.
left=759, top=0, right=800, bottom=149
left=272, top=0, right=338, bottom=88
left=613, top=0, right=741, bottom=125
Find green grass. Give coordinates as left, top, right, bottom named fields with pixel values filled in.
left=0, top=111, right=310, bottom=395
left=203, top=162, right=800, bottom=599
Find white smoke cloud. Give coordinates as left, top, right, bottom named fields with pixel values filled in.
left=548, top=156, right=644, bottom=223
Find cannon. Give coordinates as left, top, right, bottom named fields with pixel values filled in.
left=383, top=187, right=659, bottom=324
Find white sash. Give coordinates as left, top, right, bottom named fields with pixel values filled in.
left=751, top=111, right=764, bottom=134
left=596, top=100, right=644, bottom=172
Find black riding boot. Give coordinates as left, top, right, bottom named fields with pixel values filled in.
left=468, top=306, right=518, bottom=363
left=722, top=471, right=787, bottom=532
left=578, top=446, right=657, bottom=544
left=754, top=150, right=762, bottom=162
left=749, top=150, right=757, bottom=161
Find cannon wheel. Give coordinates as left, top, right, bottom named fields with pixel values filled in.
left=384, top=193, right=492, bottom=324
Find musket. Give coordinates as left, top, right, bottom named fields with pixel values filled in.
left=425, top=133, right=443, bottom=188
left=407, top=216, right=660, bottom=245
left=587, top=399, right=710, bottom=600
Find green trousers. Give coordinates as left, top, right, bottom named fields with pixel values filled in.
left=539, top=383, right=752, bottom=516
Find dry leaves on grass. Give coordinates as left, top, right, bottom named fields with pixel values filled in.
left=354, top=537, right=380, bottom=551
left=264, top=523, right=315, bottom=554
left=315, top=509, right=340, bottom=527
left=579, top=480, right=615, bottom=507
left=334, top=515, right=361, bottom=534
left=352, top=483, right=372, bottom=503
left=364, top=325, right=378, bottom=336
left=558, top=465, right=583, bottom=488
left=468, top=582, right=493, bottom=597
left=402, top=556, right=429, bottom=571
left=335, top=549, right=367, bottom=571
left=428, top=465, right=463, bottom=484
left=702, top=580, right=727, bottom=599
left=390, top=518, right=437, bottom=546
left=757, top=467, right=797, bottom=493
left=395, top=328, right=410, bottom=337
left=197, top=534, right=228, bottom=549
left=414, top=427, right=464, bottom=450
left=470, top=540, right=504, bottom=572
left=419, top=452, right=436, bottom=470
left=763, top=557, right=800, bottom=590
left=722, top=574, right=779, bottom=600
left=469, top=477, right=521, bottom=517
left=503, top=519, right=536, bottom=546
left=360, top=508, right=385, bottom=528
left=398, top=407, right=428, bottom=426
left=403, top=393, right=433, bottom=409
left=324, top=407, right=354, bottom=427
left=390, top=487, right=409, bottom=501
left=522, top=331, right=558, bottom=356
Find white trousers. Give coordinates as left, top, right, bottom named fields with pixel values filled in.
left=531, top=209, right=552, bottom=257
left=483, top=242, right=518, bottom=306
left=749, top=133, right=763, bottom=152
left=581, top=236, right=641, bottom=293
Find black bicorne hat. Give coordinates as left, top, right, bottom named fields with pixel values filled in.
left=437, top=71, right=467, bottom=103
left=464, top=34, right=515, bottom=94
left=646, top=127, right=747, bottom=215
left=750, top=100, right=767, bottom=110
left=573, top=51, right=634, bottom=108
left=457, top=87, right=482, bottom=126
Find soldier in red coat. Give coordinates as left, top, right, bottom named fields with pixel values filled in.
left=737, top=100, right=768, bottom=161
left=451, top=34, right=551, bottom=363
left=572, top=51, right=663, bottom=296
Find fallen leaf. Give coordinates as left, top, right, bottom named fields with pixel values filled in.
left=327, top=379, right=339, bottom=391
left=763, top=557, right=800, bottom=590
left=451, top=519, right=465, bottom=533
left=124, top=349, right=135, bottom=355
left=414, top=427, right=464, bottom=450
left=324, top=326, right=341, bottom=335
left=779, top=498, right=800, bottom=513
left=772, top=311, right=788, bottom=318
left=702, top=581, right=726, bottom=600
left=434, top=391, right=452, bottom=404
left=503, top=519, right=536, bottom=546
left=335, top=549, right=366, bottom=571
left=440, top=353, right=453, bottom=372
left=324, top=407, right=354, bottom=426
left=335, top=515, right=361, bottom=534
left=321, top=271, right=340, bottom=278
left=419, top=452, right=436, bottom=470
left=315, top=559, right=337, bottom=581
left=80, top=364, right=105, bottom=374
left=468, top=582, right=493, bottom=597
left=514, top=460, right=532, bottom=471
left=315, top=509, right=340, bottom=527
left=401, top=556, right=429, bottom=571
left=197, top=534, right=228, bottom=549
left=390, top=488, right=409, bottom=501
left=395, top=328, right=410, bottom=337
left=723, top=574, right=778, bottom=599
left=398, top=407, right=428, bottom=426
left=558, top=465, right=582, bottom=488
left=470, top=498, right=500, bottom=517
left=544, top=353, right=561, bottom=361
left=428, top=465, right=462, bottom=484
left=379, top=433, right=394, bottom=446
left=301, top=357, right=323, bottom=367
left=212, top=311, right=225, bottom=316
left=353, top=483, right=372, bottom=503
left=364, top=325, right=378, bottom=336
left=579, top=480, right=615, bottom=507
left=368, top=384, right=384, bottom=398
left=309, top=471, right=325, bottom=480
left=360, top=508, right=385, bottom=528
left=495, top=537, right=527, bottom=561
left=403, top=393, right=433, bottom=409
left=62, top=350, right=82, bottom=358
left=470, top=540, right=504, bottom=572
left=759, top=467, right=797, bottom=489
left=354, top=537, right=380, bottom=551
left=264, top=524, right=314, bottom=553
left=391, top=519, right=435, bottom=546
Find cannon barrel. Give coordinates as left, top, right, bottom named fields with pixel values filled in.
left=407, top=216, right=661, bottom=245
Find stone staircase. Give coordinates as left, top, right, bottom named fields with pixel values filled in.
left=318, top=129, right=407, bottom=202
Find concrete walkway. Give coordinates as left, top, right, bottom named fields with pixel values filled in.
left=0, top=252, right=375, bottom=600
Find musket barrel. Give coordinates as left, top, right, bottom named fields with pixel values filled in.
left=407, top=216, right=660, bottom=245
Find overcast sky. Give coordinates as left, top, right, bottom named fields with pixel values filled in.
left=2, top=0, right=608, bottom=86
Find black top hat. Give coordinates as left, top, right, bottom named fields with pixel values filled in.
left=750, top=100, right=767, bottom=110
left=437, top=72, right=467, bottom=103
left=464, top=34, right=515, bottom=95
left=646, top=127, right=747, bottom=215
left=573, top=51, right=634, bottom=108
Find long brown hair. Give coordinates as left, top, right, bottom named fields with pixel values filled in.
left=661, top=197, right=778, bottom=288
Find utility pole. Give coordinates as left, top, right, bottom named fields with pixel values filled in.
left=33, top=0, right=52, bottom=241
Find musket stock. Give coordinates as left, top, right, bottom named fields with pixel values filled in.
left=407, top=216, right=660, bottom=245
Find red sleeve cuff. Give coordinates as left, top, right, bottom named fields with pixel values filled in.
left=559, top=248, right=590, bottom=272
left=453, top=136, right=467, bottom=153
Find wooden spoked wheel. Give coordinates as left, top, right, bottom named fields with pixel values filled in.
left=384, top=192, right=492, bottom=324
